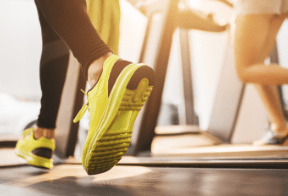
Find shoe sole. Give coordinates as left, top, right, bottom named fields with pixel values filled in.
left=84, top=63, right=154, bottom=175
left=15, top=149, right=53, bottom=169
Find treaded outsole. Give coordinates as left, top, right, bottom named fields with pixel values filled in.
left=87, top=87, right=152, bottom=174
left=84, top=65, right=154, bottom=175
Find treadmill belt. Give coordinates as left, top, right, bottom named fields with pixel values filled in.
left=1, top=164, right=288, bottom=196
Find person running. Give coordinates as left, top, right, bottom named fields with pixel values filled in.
left=15, top=0, right=155, bottom=175
left=233, top=0, right=288, bottom=145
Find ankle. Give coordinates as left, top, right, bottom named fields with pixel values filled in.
left=34, top=127, right=55, bottom=140
left=88, top=52, right=113, bottom=87
left=271, top=124, right=288, bottom=137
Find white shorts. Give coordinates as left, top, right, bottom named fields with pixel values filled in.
left=235, top=0, right=288, bottom=15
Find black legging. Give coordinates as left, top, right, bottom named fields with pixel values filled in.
left=35, top=0, right=112, bottom=129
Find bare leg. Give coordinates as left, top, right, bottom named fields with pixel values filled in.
left=235, top=14, right=288, bottom=84
left=34, top=127, right=55, bottom=139
left=254, top=84, right=287, bottom=135
left=234, top=14, right=288, bottom=135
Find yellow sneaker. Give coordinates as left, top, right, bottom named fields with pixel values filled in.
left=74, top=55, right=155, bottom=175
left=15, top=127, right=55, bottom=169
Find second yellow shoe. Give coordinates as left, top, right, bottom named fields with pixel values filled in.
left=15, top=127, right=55, bottom=169
left=74, top=55, right=155, bottom=175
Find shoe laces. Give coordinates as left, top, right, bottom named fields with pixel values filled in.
left=73, top=89, right=88, bottom=123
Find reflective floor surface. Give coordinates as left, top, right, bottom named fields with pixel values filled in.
left=1, top=164, right=288, bottom=196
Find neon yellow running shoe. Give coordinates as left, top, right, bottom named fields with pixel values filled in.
left=15, top=127, right=55, bottom=169
left=74, top=55, right=155, bottom=175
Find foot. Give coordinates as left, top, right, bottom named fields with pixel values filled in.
left=253, top=130, right=288, bottom=146
left=74, top=55, right=155, bottom=175
left=88, top=52, right=113, bottom=87
left=15, top=127, right=55, bottom=169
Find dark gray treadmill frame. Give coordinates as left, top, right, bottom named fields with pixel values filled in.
left=133, top=0, right=180, bottom=154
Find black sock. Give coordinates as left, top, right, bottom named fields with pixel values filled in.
left=108, top=59, right=132, bottom=96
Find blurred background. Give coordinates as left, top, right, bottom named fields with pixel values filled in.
left=1, top=0, right=288, bottom=153
left=2, top=1, right=288, bottom=195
